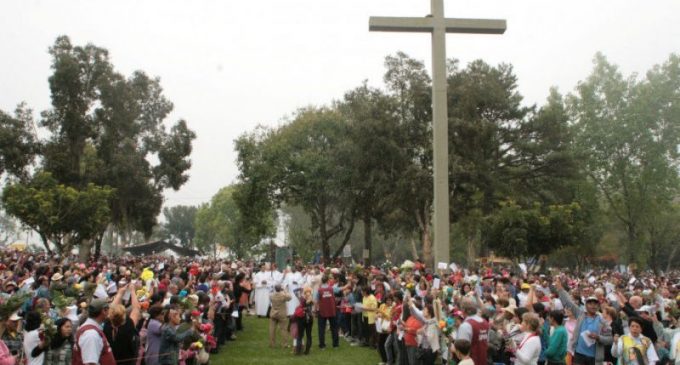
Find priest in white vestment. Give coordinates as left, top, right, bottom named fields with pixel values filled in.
left=254, top=263, right=273, bottom=317
left=283, top=266, right=302, bottom=316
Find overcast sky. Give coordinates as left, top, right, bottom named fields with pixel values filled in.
left=2, top=0, right=679, bottom=211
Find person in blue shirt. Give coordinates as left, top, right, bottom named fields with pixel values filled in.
left=556, top=279, right=613, bottom=365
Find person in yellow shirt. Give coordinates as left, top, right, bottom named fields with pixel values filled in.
left=376, top=294, right=395, bottom=364
left=362, top=286, right=378, bottom=349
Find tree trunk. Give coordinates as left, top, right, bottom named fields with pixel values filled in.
left=332, top=217, right=356, bottom=260
left=466, top=228, right=480, bottom=266
left=39, top=233, right=52, bottom=254
left=319, top=215, right=330, bottom=264
left=79, top=239, right=93, bottom=262
left=415, top=206, right=431, bottom=266
left=422, top=225, right=433, bottom=267
left=363, top=215, right=372, bottom=266
left=94, top=234, right=104, bottom=260
left=410, top=237, right=419, bottom=260
left=666, top=242, right=679, bottom=273
left=627, top=224, right=637, bottom=264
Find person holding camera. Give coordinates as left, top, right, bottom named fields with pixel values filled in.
left=269, top=284, right=291, bottom=348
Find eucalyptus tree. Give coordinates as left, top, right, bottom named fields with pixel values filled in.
left=569, top=53, right=680, bottom=263
left=2, top=36, right=195, bottom=258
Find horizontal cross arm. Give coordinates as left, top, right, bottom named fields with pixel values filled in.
left=444, top=18, right=506, bottom=34
left=369, top=16, right=435, bottom=33
left=369, top=16, right=506, bottom=35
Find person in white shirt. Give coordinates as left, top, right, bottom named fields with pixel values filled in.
left=254, top=263, right=272, bottom=317
left=283, top=266, right=302, bottom=317
left=22, top=312, right=44, bottom=365
left=670, top=329, right=680, bottom=365
left=518, top=283, right=531, bottom=308
left=75, top=298, right=115, bottom=365
left=509, top=312, right=542, bottom=365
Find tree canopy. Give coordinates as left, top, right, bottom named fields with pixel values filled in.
left=0, top=35, right=195, bottom=257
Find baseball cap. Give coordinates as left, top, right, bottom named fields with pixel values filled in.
left=88, top=298, right=110, bottom=315
left=585, top=296, right=599, bottom=303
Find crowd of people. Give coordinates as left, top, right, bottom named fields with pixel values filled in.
left=0, top=249, right=678, bottom=365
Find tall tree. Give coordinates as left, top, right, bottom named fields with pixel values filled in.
left=236, top=108, right=356, bottom=262
left=447, top=60, right=583, bottom=259
left=378, top=52, right=436, bottom=265
left=194, top=185, right=273, bottom=258
left=162, top=205, right=198, bottom=248
left=569, top=53, right=680, bottom=263
left=0, top=103, right=39, bottom=179
left=36, top=35, right=196, bottom=257
left=337, top=83, right=401, bottom=264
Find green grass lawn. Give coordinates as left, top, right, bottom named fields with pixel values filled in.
left=210, top=315, right=381, bottom=365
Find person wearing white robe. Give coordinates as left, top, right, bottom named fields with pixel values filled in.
left=271, top=267, right=283, bottom=289
left=283, top=268, right=303, bottom=316
left=254, top=264, right=272, bottom=317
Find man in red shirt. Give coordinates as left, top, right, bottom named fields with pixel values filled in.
left=457, top=297, right=489, bottom=365
left=316, top=276, right=339, bottom=349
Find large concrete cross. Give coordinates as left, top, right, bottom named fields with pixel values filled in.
left=370, top=0, right=506, bottom=266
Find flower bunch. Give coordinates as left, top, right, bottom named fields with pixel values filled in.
left=441, top=316, right=455, bottom=337
left=0, top=292, right=30, bottom=320
left=380, top=260, right=394, bottom=273
left=40, top=313, right=57, bottom=342
left=140, top=268, right=154, bottom=282
left=400, top=260, right=415, bottom=271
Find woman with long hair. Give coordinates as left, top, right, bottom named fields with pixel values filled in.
left=233, top=272, right=251, bottom=331
left=294, top=287, right=314, bottom=356
left=44, top=319, right=73, bottom=365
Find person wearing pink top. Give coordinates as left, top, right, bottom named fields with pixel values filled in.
left=0, top=339, right=17, bottom=365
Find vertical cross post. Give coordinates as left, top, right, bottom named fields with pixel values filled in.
left=370, top=0, right=506, bottom=266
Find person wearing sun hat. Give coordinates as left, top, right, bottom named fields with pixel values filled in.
left=2, top=282, right=17, bottom=297
left=1, top=312, right=23, bottom=361
left=518, top=282, right=532, bottom=307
